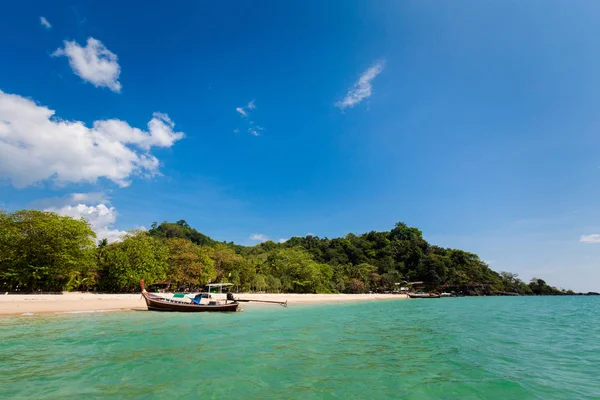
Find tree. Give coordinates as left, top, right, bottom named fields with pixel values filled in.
left=165, top=238, right=216, bottom=290
left=0, top=210, right=96, bottom=292
left=416, top=253, right=449, bottom=285
left=528, top=277, right=560, bottom=295
left=347, top=263, right=377, bottom=284
left=0, top=213, right=570, bottom=295
left=252, top=274, right=267, bottom=292
left=499, top=271, right=523, bottom=293
left=149, top=221, right=216, bottom=246
left=265, top=247, right=331, bottom=293
left=99, top=232, right=168, bottom=292
left=381, top=271, right=404, bottom=291
left=176, top=220, right=190, bottom=228
left=210, top=244, right=257, bottom=290
left=265, top=275, right=282, bottom=292
left=347, top=278, right=366, bottom=294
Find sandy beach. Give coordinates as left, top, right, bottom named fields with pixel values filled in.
left=0, top=292, right=408, bottom=315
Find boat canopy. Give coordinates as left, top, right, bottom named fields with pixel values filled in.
left=204, top=283, right=235, bottom=293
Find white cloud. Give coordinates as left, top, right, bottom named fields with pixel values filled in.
left=236, top=102, right=264, bottom=135
left=335, top=60, right=385, bottom=110
left=40, top=17, right=51, bottom=29
left=29, top=191, right=110, bottom=209
left=236, top=100, right=256, bottom=117
left=233, top=128, right=239, bottom=133
left=580, top=234, right=600, bottom=243
left=47, top=203, right=126, bottom=243
left=69, top=192, right=109, bottom=204
left=52, top=37, right=122, bottom=92
left=278, top=238, right=288, bottom=243
left=247, top=125, right=263, bottom=137
left=250, top=233, right=269, bottom=242
left=94, top=112, right=184, bottom=150
left=0, top=90, right=184, bottom=188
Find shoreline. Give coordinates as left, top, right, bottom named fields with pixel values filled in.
left=0, top=292, right=409, bottom=316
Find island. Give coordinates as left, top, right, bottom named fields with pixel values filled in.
left=2, top=209, right=591, bottom=298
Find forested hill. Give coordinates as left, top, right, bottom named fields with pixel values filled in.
left=0, top=210, right=568, bottom=295
left=146, top=220, right=564, bottom=295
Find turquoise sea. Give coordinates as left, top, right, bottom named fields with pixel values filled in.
left=1, top=297, right=599, bottom=399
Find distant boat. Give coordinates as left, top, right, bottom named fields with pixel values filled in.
left=440, top=292, right=452, bottom=297
left=408, top=293, right=441, bottom=299
left=141, top=280, right=239, bottom=312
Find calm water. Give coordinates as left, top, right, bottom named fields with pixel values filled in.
left=1, top=297, right=599, bottom=399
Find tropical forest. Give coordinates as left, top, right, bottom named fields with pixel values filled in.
left=0, top=209, right=574, bottom=295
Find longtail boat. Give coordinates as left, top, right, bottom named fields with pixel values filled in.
left=408, top=292, right=441, bottom=299
left=141, top=280, right=239, bottom=312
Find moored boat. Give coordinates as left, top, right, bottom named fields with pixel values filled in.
left=408, top=292, right=441, bottom=299
left=141, top=280, right=239, bottom=312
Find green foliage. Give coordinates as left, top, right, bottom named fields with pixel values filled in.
left=0, top=209, right=96, bottom=291
left=148, top=220, right=216, bottom=246
left=165, top=238, right=216, bottom=290
left=99, top=232, right=169, bottom=292
left=0, top=211, right=568, bottom=295
left=211, top=243, right=249, bottom=283
left=275, top=223, right=509, bottom=293
left=264, top=247, right=331, bottom=293
left=497, top=271, right=532, bottom=294
left=528, top=277, right=561, bottom=295
left=417, top=253, right=448, bottom=285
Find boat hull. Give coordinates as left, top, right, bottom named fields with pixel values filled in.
left=142, top=291, right=239, bottom=312
left=408, top=293, right=441, bottom=299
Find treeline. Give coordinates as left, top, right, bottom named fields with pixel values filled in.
left=0, top=209, right=570, bottom=295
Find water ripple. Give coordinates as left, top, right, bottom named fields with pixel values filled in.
left=1, top=297, right=599, bottom=399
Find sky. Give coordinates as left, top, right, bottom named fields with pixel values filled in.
left=1, top=1, right=600, bottom=291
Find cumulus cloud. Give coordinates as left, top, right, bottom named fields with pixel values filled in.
left=94, top=112, right=184, bottom=150
left=52, top=37, right=122, bottom=92
left=580, top=234, right=600, bottom=243
left=44, top=194, right=148, bottom=243
left=47, top=203, right=127, bottom=243
left=40, top=17, right=51, bottom=29
left=250, top=233, right=269, bottom=242
left=30, top=192, right=110, bottom=209
left=0, top=90, right=184, bottom=188
left=236, top=100, right=256, bottom=117
left=278, top=238, right=288, bottom=243
left=335, top=60, right=385, bottom=110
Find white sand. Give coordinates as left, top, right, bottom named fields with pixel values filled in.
left=0, top=293, right=146, bottom=315
left=0, top=292, right=408, bottom=316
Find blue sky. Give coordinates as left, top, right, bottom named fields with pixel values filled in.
left=1, top=1, right=600, bottom=291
